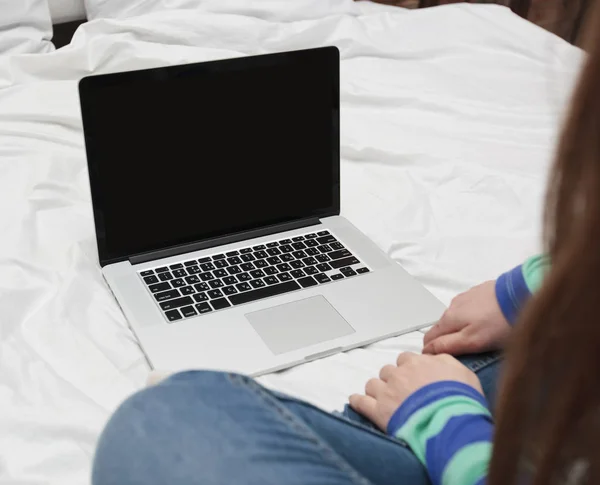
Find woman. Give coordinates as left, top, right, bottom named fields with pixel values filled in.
left=92, top=3, right=600, bottom=484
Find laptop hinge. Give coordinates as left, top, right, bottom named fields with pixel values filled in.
left=129, top=217, right=322, bottom=266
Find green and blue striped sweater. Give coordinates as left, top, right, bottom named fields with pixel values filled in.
left=387, top=255, right=548, bottom=485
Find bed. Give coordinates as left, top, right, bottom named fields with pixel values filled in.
left=0, top=1, right=583, bottom=483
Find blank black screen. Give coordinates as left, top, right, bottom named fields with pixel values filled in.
left=80, top=48, right=339, bottom=265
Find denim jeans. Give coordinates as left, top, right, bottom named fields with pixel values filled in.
left=92, top=352, right=501, bottom=485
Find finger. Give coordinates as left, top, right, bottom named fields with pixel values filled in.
left=365, top=378, right=386, bottom=398
left=423, top=314, right=466, bottom=346
left=396, top=351, right=417, bottom=366
left=422, top=332, right=469, bottom=356
left=379, top=365, right=397, bottom=382
left=349, top=394, right=378, bottom=421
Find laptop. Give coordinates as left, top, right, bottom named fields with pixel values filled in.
left=79, top=46, right=445, bottom=376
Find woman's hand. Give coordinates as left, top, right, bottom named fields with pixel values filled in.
left=423, top=280, right=511, bottom=356
left=349, top=352, right=482, bottom=432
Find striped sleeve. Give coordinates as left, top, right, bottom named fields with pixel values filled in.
left=388, top=381, right=493, bottom=485
left=495, top=254, right=549, bottom=325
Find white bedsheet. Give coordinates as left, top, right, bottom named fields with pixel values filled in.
left=0, top=2, right=583, bottom=484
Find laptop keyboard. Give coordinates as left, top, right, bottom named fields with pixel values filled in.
left=138, top=231, right=370, bottom=323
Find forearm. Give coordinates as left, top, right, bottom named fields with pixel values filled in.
left=388, top=381, right=493, bottom=485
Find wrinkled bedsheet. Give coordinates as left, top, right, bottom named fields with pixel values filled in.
left=0, top=2, right=583, bottom=483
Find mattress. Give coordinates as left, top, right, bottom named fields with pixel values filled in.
left=0, top=2, right=583, bottom=484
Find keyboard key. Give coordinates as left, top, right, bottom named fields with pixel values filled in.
left=240, top=263, right=255, bottom=272
left=165, top=309, right=182, bottom=322
left=329, top=249, right=352, bottom=260
left=266, top=242, right=279, bottom=248
left=194, top=282, right=210, bottom=292
left=180, top=286, right=195, bottom=295
left=264, top=276, right=279, bottom=285
left=340, top=267, right=357, bottom=277
left=195, top=302, right=212, bottom=314
left=317, top=230, right=329, bottom=236
left=200, top=263, right=215, bottom=272
left=223, top=286, right=238, bottom=296
left=291, top=269, right=305, bottom=279
left=241, top=253, right=255, bottom=262
left=330, top=242, right=344, bottom=250
left=223, top=276, right=238, bottom=285
left=330, top=257, right=360, bottom=269
left=253, top=245, right=266, bottom=251
left=280, top=239, right=292, bottom=245
left=141, top=270, right=154, bottom=276
left=208, top=289, right=224, bottom=299
left=156, top=267, right=169, bottom=273
left=292, top=236, right=305, bottom=242
left=193, top=292, right=208, bottom=302
left=317, top=235, right=337, bottom=245
left=227, top=256, right=242, bottom=265
left=277, top=272, right=292, bottom=282
left=292, top=242, right=306, bottom=250
left=318, top=245, right=332, bottom=253
left=267, top=256, right=281, bottom=265
left=198, top=257, right=212, bottom=263
left=315, top=274, right=331, bottom=284
left=277, top=263, right=292, bottom=272
left=305, top=233, right=317, bottom=239
left=226, top=251, right=239, bottom=257
left=331, top=273, right=344, bottom=280
left=255, top=260, right=268, bottom=268
left=238, top=273, right=251, bottom=282
left=211, top=298, right=232, bottom=311
left=290, top=260, right=304, bottom=269
left=298, top=276, right=318, bottom=288
left=214, top=269, right=228, bottom=278
left=280, top=253, right=294, bottom=262
left=293, top=250, right=307, bottom=259
left=185, top=275, right=200, bottom=284
left=306, top=248, right=319, bottom=256
left=209, top=279, right=224, bottom=288
left=305, top=239, right=318, bottom=248
left=317, top=263, right=332, bottom=272
left=280, top=245, right=293, bottom=253
left=304, top=266, right=318, bottom=276
left=184, top=260, right=197, bottom=266
left=264, top=266, right=278, bottom=275
left=144, top=275, right=159, bottom=284
left=173, top=269, right=187, bottom=278
left=267, top=248, right=281, bottom=256
left=303, top=257, right=317, bottom=266
left=357, top=267, right=370, bottom=274
left=171, top=279, right=186, bottom=288
left=187, top=266, right=201, bottom=274
left=149, top=282, right=171, bottom=293
left=236, top=282, right=251, bottom=292
left=254, top=250, right=268, bottom=259
left=316, top=254, right=330, bottom=263
left=229, top=281, right=301, bottom=306
left=170, top=263, right=183, bottom=270
left=160, top=296, right=194, bottom=311
left=250, top=279, right=266, bottom=289
left=214, top=259, right=228, bottom=269
left=250, top=269, right=265, bottom=279
left=181, top=306, right=197, bottom=318
left=158, top=272, right=173, bottom=281
left=240, top=248, right=253, bottom=254
left=200, top=272, right=215, bottom=281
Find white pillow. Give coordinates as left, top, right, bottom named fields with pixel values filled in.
left=0, top=0, right=54, bottom=55
left=85, top=0, right=355, bottom=21
left=48, top=0, right=86, bottom=24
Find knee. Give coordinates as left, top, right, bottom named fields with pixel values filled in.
left=92, top=370, right=239, bottom=485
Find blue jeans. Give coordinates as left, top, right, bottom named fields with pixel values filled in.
left=92, top=352, right=501, bottom=485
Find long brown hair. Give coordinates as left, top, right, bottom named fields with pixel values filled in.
left=489, top=2, right=600, bottom=485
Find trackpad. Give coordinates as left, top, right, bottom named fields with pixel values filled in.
left=245, top=296, right=355, bottom=355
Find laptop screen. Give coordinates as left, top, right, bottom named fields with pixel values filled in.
left=80, top=47, right=340, bottom=266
